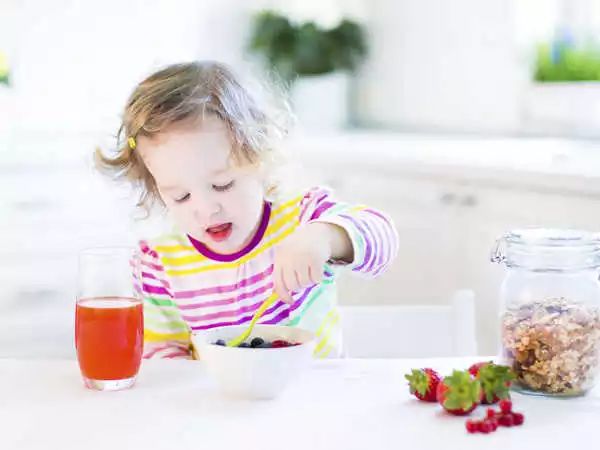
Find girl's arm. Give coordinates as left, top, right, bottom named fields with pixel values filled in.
left=299, top=187, right=399, bottom=278
left=135, top=241, right=192, bottom=359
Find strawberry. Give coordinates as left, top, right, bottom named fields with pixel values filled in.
left=499, top=399, right=513, bottom=414
left=405, top=368, right=441, bottom=402
left=436, top=370, right=482, bottom=415
left=470, top=363, right=515, bottom=404
left=498, top=413, right=514, bottom=427
left=465, top=419, right=479, bottom=433
left=512, top=412, right=525, bottom=426
left=468, top=361, right=493, bottom=378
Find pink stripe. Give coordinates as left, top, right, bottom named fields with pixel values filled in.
left=310, top=201, right=335, bottom=221
left=189, top=283, right=319, bottom=331
left=261, top=308, right=290, bottom=325
left=365, top=218, right=384, bottom=273
left=364, top=209, right=396, bottom=273
left=143, top=284, right=170, bottom=296
left=258, top=284, right=319, bottom=325
left=372, top=237, right=390, bottom=277
left=191, top=299, right=288, bottom=331
left=141, top=271, right=172, bottom=289
left=174, top=265, right=273, bottom=299
left=140, top=241, right=158, bottom=258
left=141, top=271, right=159, bottom=281
left=288, top=284, right=318, bottom=313
left=299, top=191, right=328, bottom=222
left=163, top=350, right=190, bottom=359
left=181, top=284, right=276, bottom=321
left=142, top=260, right=164, bottom=272
left=262, top=285, right=317, bottom=324
left=144, top=344, right=172, bottom=359
left=179, top=282, right=273, bottom=312
left=364, top=208, right=391, bottom=224
left=192, top=284, right=318, bottom=330
left=339, top=214, right=375, bottom=272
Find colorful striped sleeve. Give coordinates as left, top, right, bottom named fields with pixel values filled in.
left=135, top=240, right=192, bottom=359
left=298, top=186, right=399, bottom=277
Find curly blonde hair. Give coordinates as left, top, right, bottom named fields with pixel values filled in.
left=95, top=61, right=293, bottom=210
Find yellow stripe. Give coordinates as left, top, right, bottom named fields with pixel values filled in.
left=314, top=310, right=340, bottom=355
left=161, top=206, right=299, bottom=267
left=155, top=244, right=195, bottom=253
left=166, top=219, right=299, bottom=276
left=272, top=195, right=302, bottom=216
left=316, top=343, right=335, bottom=358
left=144, top=329, right=190, bottom=343
left=315, top=310, right=339, bottom=337
left=160, top=252, right=208, bottom=267
left=314, top=312, right=340, bottom=355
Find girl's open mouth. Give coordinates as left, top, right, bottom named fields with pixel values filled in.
left=206, top=223, right=233, bottom=242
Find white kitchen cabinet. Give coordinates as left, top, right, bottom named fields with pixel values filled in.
left=0, top=161, right=170, bottom=358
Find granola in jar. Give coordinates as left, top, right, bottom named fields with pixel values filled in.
left=501, top=297, right=600, bottom=396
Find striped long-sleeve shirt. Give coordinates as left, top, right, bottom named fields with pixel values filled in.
left=135, top=187, right=399, bottom=359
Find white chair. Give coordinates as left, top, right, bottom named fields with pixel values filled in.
left=339, top=289, right=477, bottom=358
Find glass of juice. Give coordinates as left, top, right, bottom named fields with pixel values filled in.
left=75, top=247, right=143, bottom=391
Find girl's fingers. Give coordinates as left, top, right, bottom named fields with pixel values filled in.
left=279, top=266, right=295, bottom=304
left=309, top=262, right=324, bottom=285
left=274, top=265, right=292, bottom=304
left=296, top=266, right=313, bottom=289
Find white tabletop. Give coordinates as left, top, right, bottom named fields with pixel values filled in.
left=1, top=357, right=598, bottom=450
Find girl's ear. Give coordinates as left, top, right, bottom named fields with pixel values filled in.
left=255, top=160, right=277, bottom=201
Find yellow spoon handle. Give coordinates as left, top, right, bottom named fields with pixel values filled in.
left=226, top=292, right=278, bottom=347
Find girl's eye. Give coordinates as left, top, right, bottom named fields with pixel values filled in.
left=212, top=181, right=235, bottom=192
left=175, top=193, right=191, bottom=203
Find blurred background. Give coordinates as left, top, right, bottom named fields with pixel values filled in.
left=3, top=0, right=600, bottom=358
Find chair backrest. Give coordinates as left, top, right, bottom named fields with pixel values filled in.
left=339, top=289, right=477, bottom=358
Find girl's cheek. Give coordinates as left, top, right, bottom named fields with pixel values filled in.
left=225, top=194, right=244, bottom=211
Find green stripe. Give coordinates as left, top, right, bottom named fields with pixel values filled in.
left=288, top=278, right=334, bottom=327
left=145, top=296, right=177, bottom=307
left=144, top=316, right=189, bottom=333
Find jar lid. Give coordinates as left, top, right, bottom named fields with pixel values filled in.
left=491, top=228, right=600, bottom=271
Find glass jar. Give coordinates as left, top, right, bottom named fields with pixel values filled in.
left=491, top=229, right=600, bottom=397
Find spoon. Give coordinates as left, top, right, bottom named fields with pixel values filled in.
left=226, top=292, right=278, bottom=347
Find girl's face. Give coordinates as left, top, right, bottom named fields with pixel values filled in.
left=138, top=117, right=265, bottom=254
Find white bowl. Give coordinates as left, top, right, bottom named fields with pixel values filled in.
left=191, top=325, right=316, bottom=399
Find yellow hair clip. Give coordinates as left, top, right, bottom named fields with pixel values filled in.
left=127, top=136, right=137, bottom=150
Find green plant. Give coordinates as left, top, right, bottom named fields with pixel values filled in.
left=249, top=10, right=367, bottom=81
left=534, top=40, right=600, bottom=82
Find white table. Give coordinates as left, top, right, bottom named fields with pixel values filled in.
left=1, top=357, right=599, bottom=450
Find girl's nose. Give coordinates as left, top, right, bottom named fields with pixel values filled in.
left=193, top=201, right=222, bottom=223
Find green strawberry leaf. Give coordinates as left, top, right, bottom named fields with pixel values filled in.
left=442, top=370, right=481, bottom=411
left=404, top=369, right=429, bottom=396
left=478, top=364, right=516, bottom=403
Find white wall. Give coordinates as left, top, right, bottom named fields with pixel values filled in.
left=355, top=0, right=525, bottom=134
left=4, top=0, right=581, bottom=139
left=3, top=0, right=251, bottom=138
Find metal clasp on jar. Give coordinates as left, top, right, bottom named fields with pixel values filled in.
left=491, top=233, right=509, bottom=264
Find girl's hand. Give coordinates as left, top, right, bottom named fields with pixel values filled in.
left=273, top=222, right=353, bottom=303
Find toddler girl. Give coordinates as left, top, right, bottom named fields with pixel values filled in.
left=96, top=61, right=398, bottom=359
